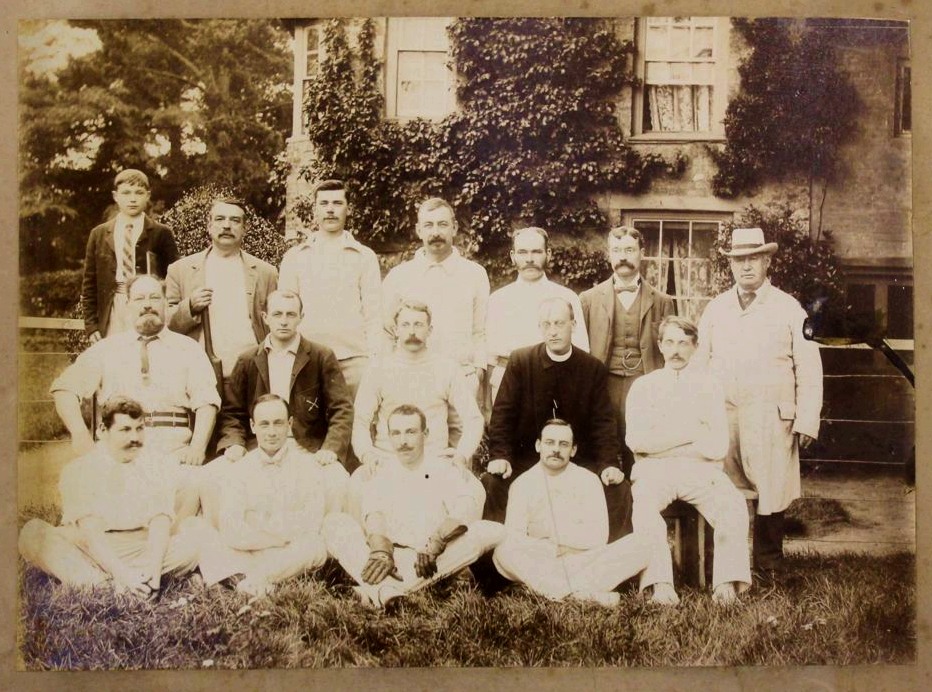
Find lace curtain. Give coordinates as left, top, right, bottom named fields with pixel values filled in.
left=647, top=85, right=713, bottom=133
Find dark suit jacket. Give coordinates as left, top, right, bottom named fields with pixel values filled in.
left=487, top=343, right=619, bottom=476
left=216, top=337, right=353, bottom=465
left=165, top=249, right=278, bottom=343
left=81, top=215, right=178, bottom=336
left=579, top=278, right=675, bottom=373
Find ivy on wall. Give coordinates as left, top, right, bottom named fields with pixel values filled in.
left=711, top=19, right=861, bottom=240
left=298, top=17, right=681, bottom=286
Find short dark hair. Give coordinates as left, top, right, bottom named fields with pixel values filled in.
left=657, top=315, right=699, bottom=344
left=387, top=404, right=427, bottom=432
left=113, top=169, right=150, bottom=190
left=100, top=396, right=145, bottom=429
left=126, top=274, right=166, bottom=296
left=512, top=226, right=549, bottom=251
left=209, top=196, right=248, bottom=221
left=250, top=393, right=289, bottom=421
left=607, top=226, right=644, bottom=249
left=538, top=417, right=574, bottom=443
left=313, top=179, right=347, bottom=203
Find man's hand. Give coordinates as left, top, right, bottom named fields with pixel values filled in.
left=486, top=458, right=512, bottom=479
left=88, top=330, right=103, bottom=344
left=71, top=430, right=96, bottom=457
left=189, top=287, right=214, bottom=314
left=314, top=449, right=339, bottom=466
left=112, top=566, right=153, bottom=597
left=178, top=445, right=207, bottom=466
left=415, top=552, right=438, bottom=579
left=223, top=445, right=246, bottom=462
left=797, top=433, right=816, bottom=450
left=600, top=467, right=625, bottom=486
left=361, top=551, right=401, bottom=585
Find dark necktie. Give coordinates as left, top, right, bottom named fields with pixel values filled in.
left=739, top=291, right=757, bottom=310
left=139, top=335, right=158, bottom=378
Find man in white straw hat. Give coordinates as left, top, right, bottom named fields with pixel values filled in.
left=693, top=227, right=823, bottom=575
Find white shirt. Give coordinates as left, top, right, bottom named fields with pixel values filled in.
left=504, top=462, right=608, bottom=551
left=362, top=455, right=478, bottom=549
left=352, top=351, right=484, bottom=461
left=50, top=328, right=222, bottom=414
left=113, top=213, right=145, bottom=281
left=59, top=444, right=177, bottom=530
left=487, top=276, right=589, bottom=364
left=382, top=248, right=490, bottom=373
left=205, top=252, right=259, bottom=376
left=264, top=334, right=300, bottom=401
left=625, top=365, right=729, bottom=462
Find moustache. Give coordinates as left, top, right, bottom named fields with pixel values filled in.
left=613, top=260, right=636, bottom=269
left=124, top=441, right=142, bottom=449
left=404, top=336, right=423, bottom=344
left=428, top=235, right=447, bottom=244
left=397, top=445, right=413, bottom=452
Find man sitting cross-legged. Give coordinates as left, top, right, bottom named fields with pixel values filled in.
left=197, top=394, right=332, bottom=598
left=323, top=404, right=504, bottom=609
left=19, top=396, right=203, bottom=596
left=492, top=419, right=663, bottom=606
left=626, top=316, right=752, bottom=605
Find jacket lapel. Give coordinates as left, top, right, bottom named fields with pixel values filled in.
left=103, top=218, right=117, bottom=256
left=189, top=249, right=208, bottom=292
left=255, top=346, right=271, bottom=391
left=290, top=339, right=312, bottom=394
left=639, top=282, right=655, bottom=325
left=243, top=252, right=259, bottom=304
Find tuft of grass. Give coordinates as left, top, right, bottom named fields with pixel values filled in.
left=785, top=497, right=855, bottom=537
left=18, top=549, right=915, bottom=669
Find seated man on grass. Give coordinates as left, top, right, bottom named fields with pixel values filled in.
left=323, top=404, right=503, bottom=609
left=197, top=394, right=332, bottom=598
left=19, top=396, right=203, bottom=597
left=492, top=419, right=662, bottom=606
left=626, top=315, right=752, bottom=605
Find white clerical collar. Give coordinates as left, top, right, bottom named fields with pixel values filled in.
left=546, top=346, right=573, bottom=362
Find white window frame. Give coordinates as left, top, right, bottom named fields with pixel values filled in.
left=631, top=16, right=730, bottom=141
left=625, top=211, right=732, bottom=320
left=385, top=17, right=455, bottom=121
left=292, top=22, right=325, bottom=138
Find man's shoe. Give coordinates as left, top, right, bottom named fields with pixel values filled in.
left=711, top=582, right=739, bottom=606
left=648, top=582, right=680, bottom=605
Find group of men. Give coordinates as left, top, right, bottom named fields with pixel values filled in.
left=19, top=168, right=823, bottom=608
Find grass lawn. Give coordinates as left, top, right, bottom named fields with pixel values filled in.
left=18, top=548, right=914, bottom=669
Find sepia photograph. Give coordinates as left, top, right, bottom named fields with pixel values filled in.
left=11, top=7, right=918, bottom=680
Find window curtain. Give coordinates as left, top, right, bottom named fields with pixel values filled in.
left=648, top=85, right=712, bottom=132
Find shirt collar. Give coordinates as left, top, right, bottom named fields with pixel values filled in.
left=545, top=345, right=573, bottom=363
left=300, top=230, right=361, bottom=252
left=264, top=334, right=301, bottom=355
left=257, top=444, right=289, bottom=466
left=414, top=246, right=461, bottom=271
left=734, top=278, right=771, bottom=299
left=115, top=213, right=143, bottom=233
left=612, top=274, right=642, bottom=291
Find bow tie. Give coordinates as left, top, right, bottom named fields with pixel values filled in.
left=614, top=283, right=638, bottom=294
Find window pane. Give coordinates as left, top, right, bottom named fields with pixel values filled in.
left=643, top=259, right=661, bottom=289
left=633, top=221, right=661, bottom=257
left=645, top=61, right=670, bottom=84
left=663, top=222, right=689, bottom=257
left=670, top=27, right=690, bottom=59
left=689, top=258, right=712, bottom=297
left=693, top=27, right=714, bottom=58
left=646, top=24, right=668, bottom=59
left=397, top=51, right=450, bottom=118
left=887, top=284, right=913, bottom=339
left=691, top=223, right=716, bottom=258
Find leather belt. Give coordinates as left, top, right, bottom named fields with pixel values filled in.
left=143, top=411, right=193, bottom=428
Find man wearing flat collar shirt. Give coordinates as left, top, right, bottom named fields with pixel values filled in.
left=580, top=226, right=674, bottom=478
left=486, top=226, right=589, bottom=404
left=381, top=197, right=490, bottom=400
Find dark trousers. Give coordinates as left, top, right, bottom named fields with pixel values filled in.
left=753, top=511, right=786, bottom=570
left=606, top=372, right=641, bottom=477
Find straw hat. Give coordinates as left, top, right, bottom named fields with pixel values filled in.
left=719, top=227, right=778, bottom=257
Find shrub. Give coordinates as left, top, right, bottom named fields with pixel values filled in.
left=20, top=270, right=84, bottom=318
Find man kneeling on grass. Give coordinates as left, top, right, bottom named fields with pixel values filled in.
left=492, top=419, right=664, bottom=606
left=197, top=394, right=334, bottom=598
left=19, top=396, right=203, bottom=596
left=323, top=404, right=504, bottom=608
left=626, top=316, right=752, bottom=605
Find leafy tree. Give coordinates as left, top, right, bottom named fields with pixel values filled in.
left=19, top=19, right=292, bottom=273
left=711, top=19, right=861, bottom=240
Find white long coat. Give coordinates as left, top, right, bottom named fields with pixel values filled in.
left=694, top=280, right=823, bottom=514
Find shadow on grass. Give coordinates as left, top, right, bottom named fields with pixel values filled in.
left=18, top=550, right=915, bottom=669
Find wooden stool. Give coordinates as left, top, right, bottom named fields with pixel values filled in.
left=661, top=488, right=759, bottom=588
